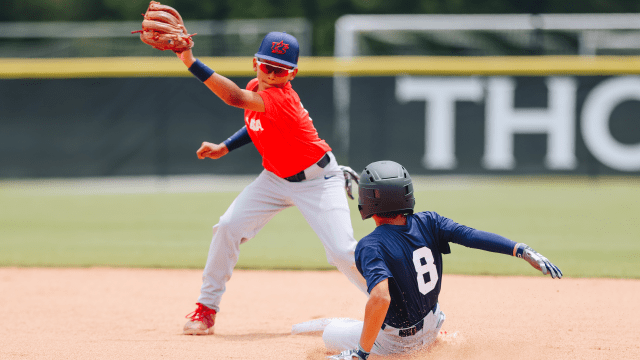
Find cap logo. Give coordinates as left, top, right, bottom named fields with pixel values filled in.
left=271, top=41, right=289, bottom=54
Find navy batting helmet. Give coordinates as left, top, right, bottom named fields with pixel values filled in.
left=358, top=160, right=415, bottom=220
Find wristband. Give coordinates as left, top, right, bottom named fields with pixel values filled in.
left=513, top=243, right=527, bottom=258
left=188, top=59, right=215, bottom=82
left=356, top=344, right=370, bottom=360
left=223, top=126, right=252, bottom=152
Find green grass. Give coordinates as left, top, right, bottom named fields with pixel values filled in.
left=1, top=176, right=638, bottom=278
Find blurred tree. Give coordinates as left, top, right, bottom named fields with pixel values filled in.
left=543, top=0, right=640, bottom=13
left=103, top=0, right=153, bottom=20
left=8, top=0, right=105, bottom=21
left=226, top=0, right=306, bottom=18
left=304, top=0, right=356, bottom=56
left=101, top=0, right=225, bottom=20
left=2, top=0, right=640, bottom=54
left=0, top=1, right=14, bottom=21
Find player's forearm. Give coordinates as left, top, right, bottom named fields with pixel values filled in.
left=360, top=295, right=389, bottom=352
left=182, top=56, right=265, bottom=111
left=359, top=282, right=390, bottom=352
left=223, top=126, right=252, bottom=152
left=454, top=228, right=562, bottom=278
left=203, top=74, right=248, bottom=107
left=181, top=55, right=246, bottom=107
left=452, top=227, right=517, bottom=255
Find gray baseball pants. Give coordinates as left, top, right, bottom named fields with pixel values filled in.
left=197, top=152, right=368, bottom=311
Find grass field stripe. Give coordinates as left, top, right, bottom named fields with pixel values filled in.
left=2, top=56, right=640, bottom=78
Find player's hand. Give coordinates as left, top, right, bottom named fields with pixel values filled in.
left=196, top=141, right=229, bottom=160
left=327, top=347, right=369, bottom=360
left=514, top=243, right=563, bottom=279
left=339, top=165, right=360, bottom=200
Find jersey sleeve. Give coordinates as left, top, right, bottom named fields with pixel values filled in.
left=245, top=78, right=278, bottom=115
left=431, top=212, right=517, bottom=255
left=245, top=78, right=259, bottom=91
left=355, top=237, right=392, bottom=294
left=258, top=87, right=283, bottom=116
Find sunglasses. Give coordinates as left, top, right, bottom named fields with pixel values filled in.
left=256, top=59, right=295, bottom=77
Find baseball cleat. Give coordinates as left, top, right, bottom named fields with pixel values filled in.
left=183, top=303, right=216, bottom=335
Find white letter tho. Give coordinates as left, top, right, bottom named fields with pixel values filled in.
left=483, top=77, right=577, bottom=170
left=581, top=76, right=640, bottom=171
left=396, top=77, right=484, bottom=169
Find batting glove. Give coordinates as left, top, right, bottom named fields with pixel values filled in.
left=339, top=165, right=360, bottom=200
left=327, top=344, right=369, bottom=360
left=514, top=243, right=563, bottom=279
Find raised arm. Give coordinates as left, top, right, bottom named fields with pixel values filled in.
left=450, top=227, right=563, bottom=279
left=177, top=50, right=265, bottom=112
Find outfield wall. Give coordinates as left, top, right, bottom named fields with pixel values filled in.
left=1, top=56, right=640, bottom=178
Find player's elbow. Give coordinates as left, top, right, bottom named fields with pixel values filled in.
left=369, top=279, right=391, bottom=305
left=369, top=291, right=391, bottom=307
left=220, top=91, right=244, bottom=108
left=224, top=93, right=245, bottom=107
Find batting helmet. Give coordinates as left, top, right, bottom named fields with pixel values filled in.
left=358, top=160, right=415, bottom=220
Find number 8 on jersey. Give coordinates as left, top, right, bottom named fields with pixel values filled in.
left=413, top=247, right=439, bottom=295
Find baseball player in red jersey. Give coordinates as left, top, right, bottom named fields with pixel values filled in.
left=175, top=32, right=368, bottom=335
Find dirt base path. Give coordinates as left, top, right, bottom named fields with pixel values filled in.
left=1, top=268, right=638, bottom=360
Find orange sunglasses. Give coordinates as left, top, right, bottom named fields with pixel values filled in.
left=256, top=59, right=295, bottom=77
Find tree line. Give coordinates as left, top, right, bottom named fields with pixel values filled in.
left=3, top=0, right=639, bottom=55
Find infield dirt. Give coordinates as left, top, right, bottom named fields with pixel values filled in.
left=0, top=268, right=638, bottom=360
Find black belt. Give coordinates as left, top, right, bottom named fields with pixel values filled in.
left=284, top=153, right=330, bottom=182
left=398, top=319, right=424, bottom=337
left=383, top=303, right=438, bottom=337
left=381, top=318, right=424, bottom=337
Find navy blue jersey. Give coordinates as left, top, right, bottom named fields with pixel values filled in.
left=355, top=211, right=517, bottom=328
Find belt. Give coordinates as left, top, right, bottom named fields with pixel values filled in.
left=284, top=153, right=330, bottom=182
left=381, top=318, right=424, bottom=337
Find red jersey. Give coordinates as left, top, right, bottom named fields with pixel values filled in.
left=244, top=78, right=331, bottom=178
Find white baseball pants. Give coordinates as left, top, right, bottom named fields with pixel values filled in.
left=197, top=152, right=368, bottom=311
left=322, top=304, right=445, bottom=355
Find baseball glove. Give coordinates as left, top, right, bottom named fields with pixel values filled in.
left=132, top=1, right=195, bottom=53
left=339, top=165, right=360, bottom=200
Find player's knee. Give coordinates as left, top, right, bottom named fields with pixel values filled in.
left=217, top=215, right=232, bottom=229
left=322, top=320, right=361, bottom=352
left=322, top=323, right=342, bottom=351
left=215, top=215, right=245, bottom=239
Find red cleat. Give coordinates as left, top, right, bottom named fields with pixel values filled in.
left=183, top=303, right=216, bottom=335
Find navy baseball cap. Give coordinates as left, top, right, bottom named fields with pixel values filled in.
left=254, top=32, right=299, bottom=68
